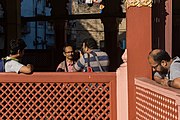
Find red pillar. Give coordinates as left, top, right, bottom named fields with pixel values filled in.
left=126, top=1, right=152, bottom=119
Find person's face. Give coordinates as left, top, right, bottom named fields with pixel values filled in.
left=17, top=49, right=24, bottom=58
left=148, top=56, right=168, bottom=74
left=64, top=46, right=74, bottom=60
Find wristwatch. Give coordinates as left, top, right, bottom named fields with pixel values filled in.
left=167, top=80, right=173, bottom=87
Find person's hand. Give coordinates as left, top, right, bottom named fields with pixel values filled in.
left=79, top=50, right=83, bottom=58
left=19, top=64, right=33, bottom=74
left=160, top=78, right=169, bottom=86
left=27, top=64, right=34, bottom=71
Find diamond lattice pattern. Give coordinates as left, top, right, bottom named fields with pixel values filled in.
left=135, top=86, right=178, bottom=120
left=0, top=82, right=111, bottom=120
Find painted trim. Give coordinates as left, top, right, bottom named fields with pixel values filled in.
left=126, top=0, right=153, bottom=8
left=116, top=49, right=128, bottom=120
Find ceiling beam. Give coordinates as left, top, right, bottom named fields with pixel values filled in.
left=21, top=13, right=126, bottom=22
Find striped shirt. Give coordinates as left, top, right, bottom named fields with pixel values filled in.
left=74, top=49, right=109, bottom=72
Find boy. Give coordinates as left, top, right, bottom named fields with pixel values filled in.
left=5, top=39, right=33, bottom=74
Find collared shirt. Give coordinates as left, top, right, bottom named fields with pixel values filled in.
left=56, top=60, right=74, bottom=72
left=67, top=62, right=74, bottom=72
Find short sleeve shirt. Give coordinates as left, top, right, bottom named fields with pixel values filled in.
left=5, top=57, right=24, bottom=73
left=154, top=56, right=180, bottom=81
left=169, top=56, right=180, bottom=80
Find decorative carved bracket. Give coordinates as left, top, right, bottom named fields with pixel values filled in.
left=126, top=0, right=153, bottom=8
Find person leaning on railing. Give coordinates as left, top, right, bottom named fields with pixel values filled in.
left=148, top=49, right=180, bottom=89
left=4, top=38, right=33, bottom=74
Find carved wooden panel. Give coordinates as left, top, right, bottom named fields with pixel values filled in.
left=1, top=82, right=112, bottom=119
left=135, top=86, right=178, bottom=120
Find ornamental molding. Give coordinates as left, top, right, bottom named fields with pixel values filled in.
left=126, top=0, right=153, bottom=8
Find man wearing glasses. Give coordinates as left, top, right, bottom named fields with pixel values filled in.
left=148, top=49, right=180, bottom=89
left=56, top=44, right=75, bottom=72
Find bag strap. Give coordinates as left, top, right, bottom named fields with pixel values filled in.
left=86, top=53, right=93, bottom=72
left=87, top=53, right=90, bottom=67
left=64, top=60, right=74, bottom=72
left=65, top=60, right=69, bottom=72
left=91, top=52, right=104, bottom=72
left=174, top=60, right=180, bottom=63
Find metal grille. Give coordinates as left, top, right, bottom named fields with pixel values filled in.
left=0, top=82, right=111, bottom=120
left=135, top=86, right=178, bottom=120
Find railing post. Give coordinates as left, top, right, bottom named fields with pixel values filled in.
left=176, top=96, right=180, bottom=120
left=116, top=49, right=128, bottom=120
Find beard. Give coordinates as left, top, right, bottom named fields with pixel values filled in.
left=158, top=66, right=168, bottom=75
left=67, top=55, right=73, bottom=60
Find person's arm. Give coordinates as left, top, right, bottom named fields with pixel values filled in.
left=168, top=78, right=180, bottom=89
left=56, top=62, right=65, bottom=72
left=73, top=54, right=86, bottom=72
left=154, top=76, right=163, bottom=84
left=19, top=64, right=33, bottom=74
left=154, top=74, right=170, bottom=87
left=158, top=77, right=180, bottom=89
left=153, top=72, right=167, bottom=85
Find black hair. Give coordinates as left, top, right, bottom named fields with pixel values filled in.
left=150, top=49, right=171, bottom=63
left=83, top=38, right=98, bottom=49
left=9, top=39, right=27, bottom=55
left=63, top=43, right=74, bottom=52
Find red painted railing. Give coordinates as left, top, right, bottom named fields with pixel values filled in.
left=1, top=72, right=180, bottom=120
left=135, top=77, right=180, bottom=120
left=0, top=72, right=116, bottom=120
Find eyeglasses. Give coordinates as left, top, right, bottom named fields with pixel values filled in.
left=65, top=51, right=73, bottom=54
left=152, top=63, right=160, bottom=69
